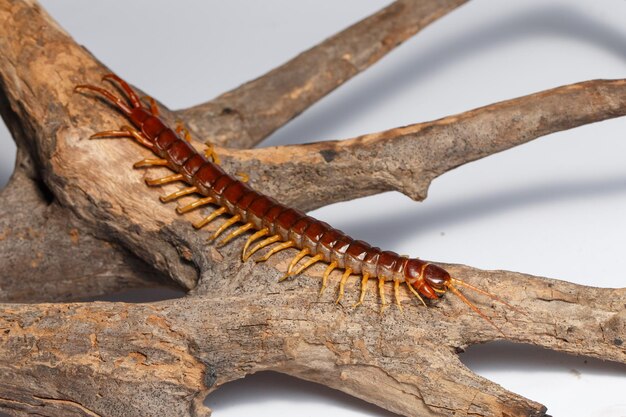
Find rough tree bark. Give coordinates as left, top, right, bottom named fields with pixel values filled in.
left=0, top=1, right=624, bottom=417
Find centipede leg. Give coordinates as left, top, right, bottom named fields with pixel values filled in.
left=244, top=234, right=280, bottom=261
left=175, top=122, right=192, bottom=142
left=255, top=241, right=295, bottom=263
left=378, top=277, right=388, bottom=313
left=393, top=280, right=403, bottom=311
left=335, top=268, right=352, bottom=304
left=176, top=197, right=215, bottom=214
left=210, top=215, right=242, bottom=241
left=143, top=95, right=159, bottom=116
left=280, top=248, right=310, bottom=281
left=242, top=229, right=270, bottom=261
left=160, top=186, right=199, bottom=203
left=204, top=144, right=221, bottom=165
left=133, top=158, right=169, bottom=168
left=320, top=261, right=337, bottom=295
left=193, top=206, right=227, bottom=229
left=145, top=173, right=184, bottom=186
left=353, top=273, right=370, bottom=307
left=406, top=281, right=427, bottom=307
left=291, top=254, right=324, bottom=276
left=90, top=125, right=154, bottom=150
left=218, top=222, right=254, bottom=247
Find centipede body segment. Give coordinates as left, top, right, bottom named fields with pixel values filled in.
left=75, top=74, right=519, bottom=332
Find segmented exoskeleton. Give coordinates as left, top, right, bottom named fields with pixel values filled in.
left=75, top=74, right=517, bottom=331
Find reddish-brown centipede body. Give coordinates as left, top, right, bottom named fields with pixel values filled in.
left=75, top=74, right=516, bottom=331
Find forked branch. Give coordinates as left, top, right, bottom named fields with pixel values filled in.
left=177, top=0, right=469, bottom=149
left=0, top=1, right=624, bottom=417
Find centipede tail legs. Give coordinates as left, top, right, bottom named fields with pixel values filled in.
left=76, top=74, right=522, bottom=331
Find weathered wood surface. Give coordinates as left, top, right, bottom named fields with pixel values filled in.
left=0, top=1, right=624, bottom=416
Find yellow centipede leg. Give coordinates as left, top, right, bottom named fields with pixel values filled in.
left=335, top=268, right=352, bottom=304
left=244, top=234, right=280, bottom=261
left=145, top=173, right=184, bottom=186
left=210, top=214, right=242, bottom=241
left=175, top=122, right=192, bottom=142
left=320, top=261, right=338, bottom=295
left=393, top=280, right=403, bottom=312
left=204, top=144, right=221, bottom=165
left=280, top=248, right=310, bottom=281
left=378, top=277, right=388, bottom=314
left=406, top=281, right=427, bottom=307
left=242, top=228, right=269, bottom=261
left=219, top=222, right=254, bottom=247
left=176, top=197, right=215, bottom=214
left=90, top=125, right=153, bottom=149
left=291, top=254, right=324, bottom=276
left=160, top=186, right=198, bottom=203
left=133, top=158, right=168, bottom=168
left=255, top=241, right=295, bottom=263
left=193, top=206, right=227, bottom=229
left=143, top=95, right=159, bottom=116
left=353, top=273, right=370, bottom=307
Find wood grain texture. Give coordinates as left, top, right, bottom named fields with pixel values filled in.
left=0, top=1, right=624, bottom=416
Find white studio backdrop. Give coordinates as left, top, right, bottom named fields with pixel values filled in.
left=1, top=1, right=626, bottom=416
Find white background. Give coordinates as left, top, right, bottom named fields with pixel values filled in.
left=1, top=1, right=626, bottom=416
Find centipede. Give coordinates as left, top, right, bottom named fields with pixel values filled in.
left=75, top=74, right=518, bottom=332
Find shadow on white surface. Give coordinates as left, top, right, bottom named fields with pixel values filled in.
left=461, top=340, right=626, bottom=376
left=265, top=4, right=626, bottom=147
left=334, top=175, right=626, bottom=250
left=205, top=371, right=401, bottom=417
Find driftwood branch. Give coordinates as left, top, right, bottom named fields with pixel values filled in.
left=177, top=0, right=468, bottom=149
left=0, top=1, right=624, bottom=417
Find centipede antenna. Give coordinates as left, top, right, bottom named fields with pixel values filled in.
left=102, top=73, right=142, bottom=108
left=74, top=84, right=133, bottom=115
left=446, top=283, right=505, bottom=336
left=451, top=278, right=527, bottom=316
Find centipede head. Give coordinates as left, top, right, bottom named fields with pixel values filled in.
left=405, top=258, right=513, bottom=335
left=404, top=258, right=449, bottom=300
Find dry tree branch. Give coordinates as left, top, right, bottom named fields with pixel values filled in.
left=177, top=0, right=468, bottom=149
left=0, top=1, right=624, bottom=417
left=217, top=78, right=626, bottom=210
